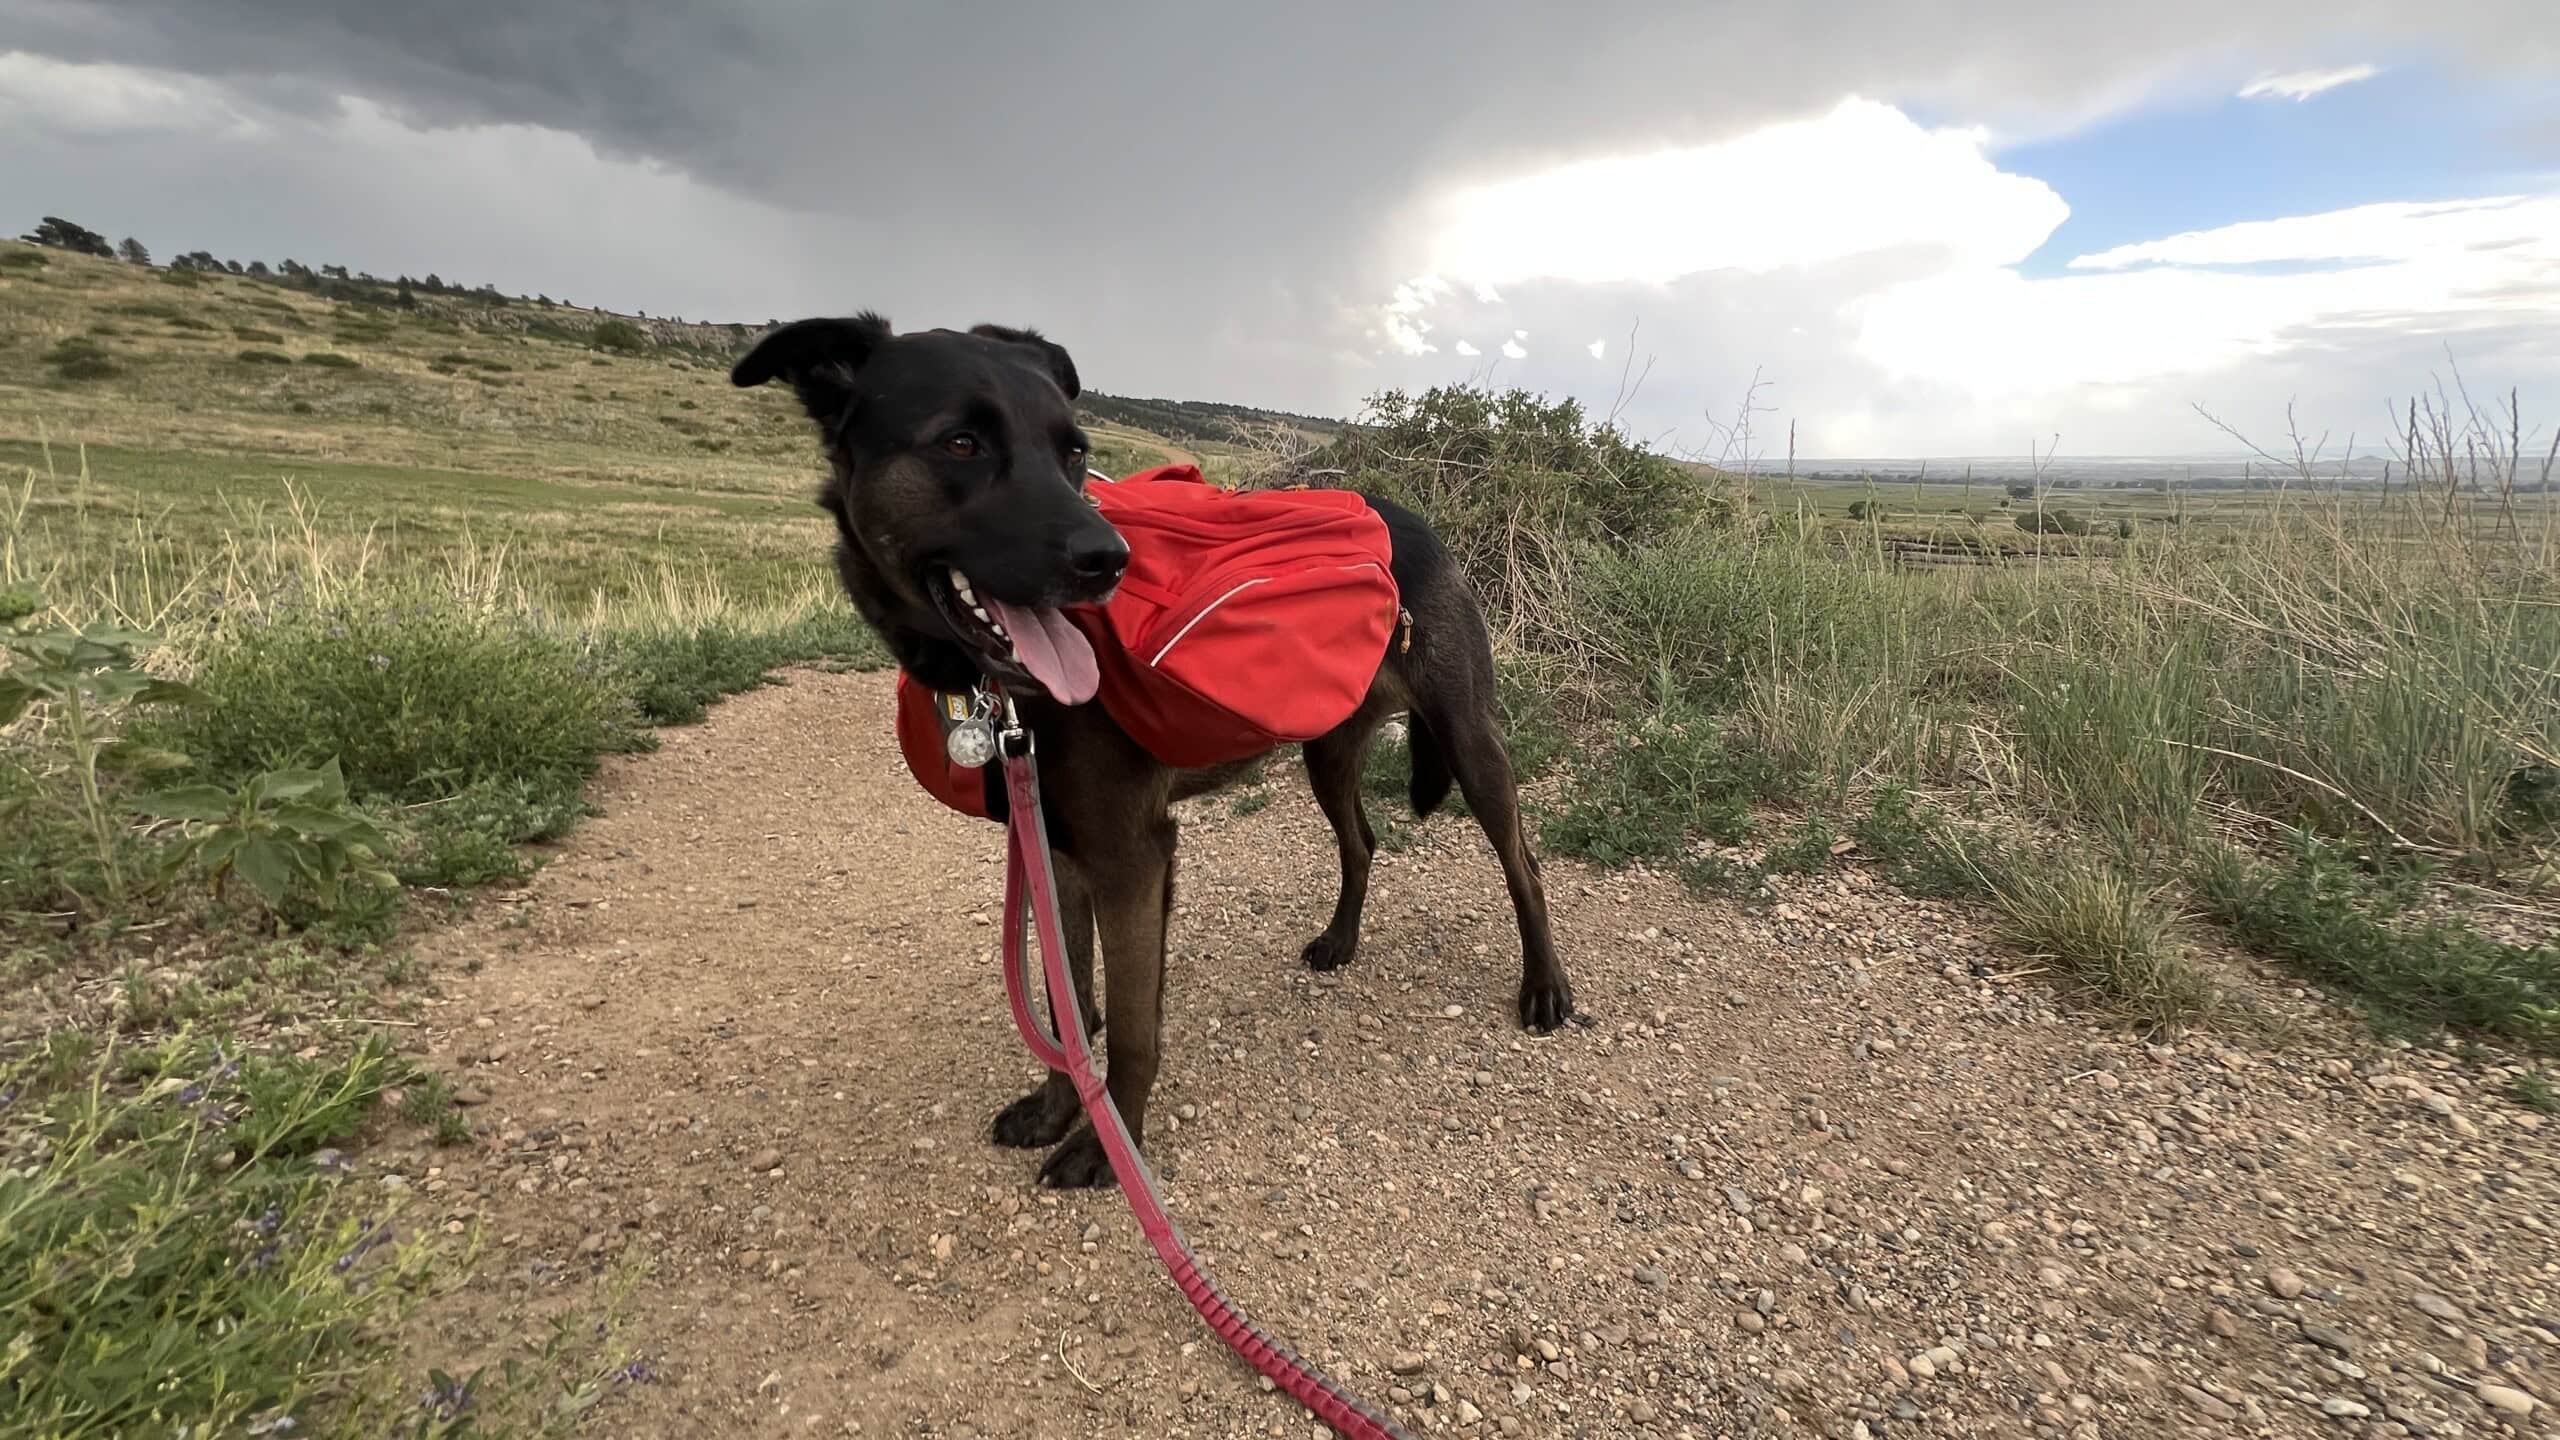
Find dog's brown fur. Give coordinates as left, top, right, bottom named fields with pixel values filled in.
left=736, top=315, right=1573, bottom=1187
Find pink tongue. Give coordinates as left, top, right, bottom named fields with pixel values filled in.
left=986, top=597, right=1100, bottom=705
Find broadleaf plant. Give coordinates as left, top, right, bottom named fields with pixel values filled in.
left=138, top=758, right=398, bottom=910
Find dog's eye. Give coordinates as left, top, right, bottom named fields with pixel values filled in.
left=1063, top=440, right=1088, bottom=463
left=942, top=433, right=982, bottom=459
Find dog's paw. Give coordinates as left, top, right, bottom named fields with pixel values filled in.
left=1518, top=971, right=1575, bottom=1033
left=990, top=1088, right=1076, bottom=1149
left=1037, top=1128, right=1121, bottom=1190
left=1299, top=931, right=1358, bottom=972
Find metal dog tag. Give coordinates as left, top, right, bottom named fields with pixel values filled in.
left=939, top=686, right=1000, bottom=768
left=946, top=716, right=998, bottom=768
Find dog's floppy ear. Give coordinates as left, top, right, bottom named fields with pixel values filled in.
left=969, top=323, right=1081, bottom=400
left=732, top=313, right=893, bottom=421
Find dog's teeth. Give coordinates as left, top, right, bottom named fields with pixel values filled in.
left=971, top=606, right=992, bottom=625
left=952, top=572, right=977, bottom=603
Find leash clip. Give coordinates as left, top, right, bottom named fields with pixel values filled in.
left=993, top=687, right=1033, bottom=759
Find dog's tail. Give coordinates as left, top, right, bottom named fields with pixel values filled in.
left=1406, top=717, right=1454, bottom=818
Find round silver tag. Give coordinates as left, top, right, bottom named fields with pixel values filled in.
left=946, top=718, right=998, bottom=769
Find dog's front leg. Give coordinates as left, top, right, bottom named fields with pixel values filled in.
left=1037, top=819, right=1173, bottom=1190
left=992, top=861, right=1098, bottom=1150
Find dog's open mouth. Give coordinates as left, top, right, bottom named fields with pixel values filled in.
left=926, top=565, right=1101, bottom=705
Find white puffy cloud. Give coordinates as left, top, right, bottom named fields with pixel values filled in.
left=2238, top=64, right=2379, bottom=100
left=1369, top=92, right=2560, bottom=455
left=1453, top=339, right=1481, bottom=356
left=1378, top=275, right=1454, bottom=355
left=1410, top=98, right=2067, bottom=290
left=1501, top=338, right=1528, bottom=359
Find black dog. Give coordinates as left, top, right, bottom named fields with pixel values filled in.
left=736, top=315, right=1573, bottom=1187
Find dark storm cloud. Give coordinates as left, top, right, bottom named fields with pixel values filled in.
left=18, top=1, right=2556, bottom=230
left=4, top=0, right=2554, bottom=442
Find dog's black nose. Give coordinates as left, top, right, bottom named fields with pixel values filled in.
left=1069, top=533, right=1131, bottom=584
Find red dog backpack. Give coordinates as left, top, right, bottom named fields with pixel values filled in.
left=895, top=465, right=1401, bottom=816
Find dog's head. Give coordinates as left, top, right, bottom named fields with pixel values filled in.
left=734, top=313, right=1128, bottom=703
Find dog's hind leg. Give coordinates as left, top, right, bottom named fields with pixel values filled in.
left=1298, top=704, right=1392, bottom=972
left=1415, top=696, right=1575, bottom=1032
left=991, top=862, right=1099, bottom=1149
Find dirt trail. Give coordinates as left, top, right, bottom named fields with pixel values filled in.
left=394, top=670, right=2558, bottom=1439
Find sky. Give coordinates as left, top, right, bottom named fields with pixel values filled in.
left=2, top=1, right=2555, bottom=458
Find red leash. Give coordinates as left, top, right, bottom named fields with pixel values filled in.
left=996, top=725, right=1417, bottom=1439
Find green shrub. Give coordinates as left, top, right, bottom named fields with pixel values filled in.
left=1, top=247, right=50, bottom=270
left=599, top=609, right=881, bottom=728
left=392, top=774, right=588, bottom=889
left=160, top=268, right=201, bottom=288
left=138, top=596, right=632, bottom=808
left=591, top=318, right=648, bottom=354
left=1321, top=385, right=1702, bottom=619
left=298, top=351, right=359, bottom=369
left=44, top=337, right=120, bottom=378
left=2196, top=835, right=2559, bottom=1049
left=1762, top=811, right=1842, bottom=875
left=1850, top=787, right=1983, bottom=900
left=1541, top=701, right=1785, bottom=864
left=234, top=348, right=294, bottom=366
left=232, top=326, right=285, bottom=343
left=52, top=354, right=119, bottom=381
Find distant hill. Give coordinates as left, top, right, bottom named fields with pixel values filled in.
left=1071, top=393, right=1344, bottom=447
left=13, top=220, right=1361, bottom=459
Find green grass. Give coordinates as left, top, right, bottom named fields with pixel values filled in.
left=1540, top=701, right=1784, bottom=865
left=141, top=595, right=633, bottom=801
left=2511, top=1070, right=2556, bottom=1114
left=1319, top=379, right=2557, bottom=1050
left=399, top=1068, right=476, bottom=1146
left=0, top=1034, right=431, bottom=1438
left=2196, top=836, right=2559, bottom=1048
left=1976, top=843, right=2214, bottom=1028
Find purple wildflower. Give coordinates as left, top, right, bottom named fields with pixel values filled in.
left=419, top=1376, right=473, bottom=1419
left=334, top=1217, right=393, bottom=1273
